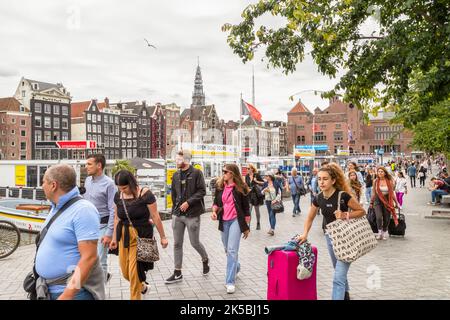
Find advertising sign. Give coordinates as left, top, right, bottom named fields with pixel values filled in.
left=165, top=160, right=177, bottom=210
left=15, top=165, right=26, bottom=186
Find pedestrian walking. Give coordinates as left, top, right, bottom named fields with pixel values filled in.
left=83, top=154, right=117, bottom=282
left=261, top=171, right=283, bottom=236
left=418, top=165, right=427, bottom=188
left=36, top=164, right=105, bottom=300
left=211, top=164, right=251, bottom=294
left=165, top=150, right=210, bottom=284
left=370, top=167, right=400, bottom=240
left=286, top=168, right=304, bottom=217
left=109, top=170, right=168, bottom=300
left=244, top=164, right=264, bottom=230
left=347, top=162, right=366, bottom=202
left=347, top=171, right=363, bottom=203
left=365, top=168, right=375, bottom=205
left=407, top=163, right=417, bottom=188
left=394, top=172, right=408, bottom=209
left=297, top=163, right=366, bottom=300
left=308, top=168, right=320, bottom=205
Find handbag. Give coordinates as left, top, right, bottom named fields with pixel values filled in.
left=121, top=195, right=159, bottom=263
left=270, top=188, right=284, bottom=213
left=325, top=191, right=377, bottom=263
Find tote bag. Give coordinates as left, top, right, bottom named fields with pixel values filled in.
left=325, top=191, right=377, bottom=263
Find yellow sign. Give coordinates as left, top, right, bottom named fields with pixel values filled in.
left=166, top=161, right=177, bottom=210
left=193, top=163, right=203, bottom=172
left=15, top=165, right=26, bottom=187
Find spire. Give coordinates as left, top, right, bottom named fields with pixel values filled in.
left=192, top=58, right=206, bottom=107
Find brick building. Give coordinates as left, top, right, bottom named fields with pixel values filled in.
left=0, top=97, right=32, bottom=160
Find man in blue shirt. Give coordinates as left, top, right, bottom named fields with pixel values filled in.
left=286, top=168, right=304, bottom=217
left=407, top=163, right=417, bottom=188
left=83, top=154, right=117, bottom=281
left=36, top=164, right=104, bottom=300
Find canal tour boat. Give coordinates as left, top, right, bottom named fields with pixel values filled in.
left=0, top=199, right=50, bottom=233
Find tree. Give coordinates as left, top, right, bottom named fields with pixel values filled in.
left=222, top=0, right=450, bottom=146
left=112, top=160, right=136, bottom=177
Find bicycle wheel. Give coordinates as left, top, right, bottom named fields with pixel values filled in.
left=0, top=220, right=21, bottom=259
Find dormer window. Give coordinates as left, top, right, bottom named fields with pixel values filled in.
left=33, top=83, right=38, bottom=90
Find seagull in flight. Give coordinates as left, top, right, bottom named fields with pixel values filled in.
left=144, top=38, right=157, bottom=49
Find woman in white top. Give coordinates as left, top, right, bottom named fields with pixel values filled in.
left=394, top=172, right=408, bottom=209
left=370, top=167, right=400, bottom=240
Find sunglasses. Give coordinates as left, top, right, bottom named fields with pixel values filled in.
left=222, top=170, right=231, bottom=175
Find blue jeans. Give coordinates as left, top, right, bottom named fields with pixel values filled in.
left=325, top=234, right=351, bottom=300
left=97, top=224, right=109, bottom=278
left=365, top=187, right=372, bottom=204
left=221, top=219, right=242, bottom=285
left=291, top=193, right=301, bottom=214
left=432, top=189, right=449, bottom=203
left=265, top=201, right=276, bottom=230
left=50, top=288, right=94, bottom=300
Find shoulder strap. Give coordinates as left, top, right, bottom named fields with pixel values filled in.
left=37, top=196, right=83, bottom=249
left=337, top=191, right=343, bottom=211
left=120, top=193, right=134, bottom=227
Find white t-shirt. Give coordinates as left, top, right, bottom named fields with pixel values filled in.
left=395, top=178, right=407, bottom=193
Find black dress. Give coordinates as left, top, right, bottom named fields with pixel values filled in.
left=114, top=189, right=156, bottom=282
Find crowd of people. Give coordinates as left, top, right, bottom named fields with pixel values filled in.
left=30, top=151, right=447, bottom=301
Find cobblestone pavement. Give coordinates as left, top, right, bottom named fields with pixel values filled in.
left=1, top=176, right=450, bottom=300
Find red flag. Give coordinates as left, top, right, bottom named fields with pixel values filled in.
left=312, top=124, right=319, bottom=133
left=241, top=99, right=262, bottom=122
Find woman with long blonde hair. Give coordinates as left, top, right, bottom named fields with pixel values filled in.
left=298, top=163, right=365, bottom=300
left=348, top=170, right=362, bottom=203
left=211, top=164, right=251, bottom=294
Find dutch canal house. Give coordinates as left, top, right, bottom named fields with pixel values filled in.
left=14, top=77, right=72, bottom=160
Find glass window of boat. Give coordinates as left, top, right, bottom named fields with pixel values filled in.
left=27, top=165, right=38, bottom=187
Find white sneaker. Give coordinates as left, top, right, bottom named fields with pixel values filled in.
left=226, top=285, right=235, bottom=294
left=382, top=231, right=388, bottom=240
left=376, top=231, right=383, bottom=240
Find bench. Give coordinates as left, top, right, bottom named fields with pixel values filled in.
left=442, top=195, right=450, bottom=204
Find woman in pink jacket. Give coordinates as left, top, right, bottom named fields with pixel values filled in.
left=211, top=164, right=251, bottom=294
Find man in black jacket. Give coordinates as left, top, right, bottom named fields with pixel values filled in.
left=165, top=150, right=209, bottom=284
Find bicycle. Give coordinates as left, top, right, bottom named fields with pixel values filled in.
left=0, top=220, right=21, bottom=259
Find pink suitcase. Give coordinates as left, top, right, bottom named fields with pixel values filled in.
left=267, top=246, right=317, bottom=300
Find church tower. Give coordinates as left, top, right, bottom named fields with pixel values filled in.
left=191, top=58, right=206, bottom=108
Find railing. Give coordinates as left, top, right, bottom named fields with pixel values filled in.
left=0, top=187, right=47, bottom=201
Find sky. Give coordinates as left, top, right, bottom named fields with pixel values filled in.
left=0, top=0, right=377, bottom=122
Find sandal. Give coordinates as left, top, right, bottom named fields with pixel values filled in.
left=141, top=282, right=149, bottom=295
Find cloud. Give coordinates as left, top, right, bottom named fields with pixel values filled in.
left=0, top=0, right=343, bottom=122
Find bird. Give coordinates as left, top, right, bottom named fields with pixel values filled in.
left=144, top=38, right=157, bottom=49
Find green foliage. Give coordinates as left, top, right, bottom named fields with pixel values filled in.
left=223, top=0, right=450, bottom=155
left=112, top=160, right=136, bottom=178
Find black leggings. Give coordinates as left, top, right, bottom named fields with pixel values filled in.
left=419, top=177, right=426, bottom=187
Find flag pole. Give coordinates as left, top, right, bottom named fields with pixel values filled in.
left=239, top=93, right=243, bottom=169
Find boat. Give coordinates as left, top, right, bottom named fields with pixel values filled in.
left=0, top=199, right=51, bottom=233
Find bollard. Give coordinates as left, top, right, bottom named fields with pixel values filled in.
left=33, top=188, right=37, bottom=200
left=19, top=187, right=23, bottom=199
left=6, top=186, right=9, bottom=198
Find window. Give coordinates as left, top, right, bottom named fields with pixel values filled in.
left=44, top=131, right=51, bottom=141
left=1, top=118, right=4, bottom=124
left=21, top=142, right=26, bottom=150
left=127, top=132, right=131, bottom=138
left=127, top=140, right=132, bottom=147
left=105, top=139, right=109, bottom=147
left=62, top=132, right=69, bottom=140
left=44, top=117, right=51, bottom=128
left=133, top=132, right=137, bottom=138
left=34, top=116, right=41, bottom=127
left=87, top=113, right=91, bottom=121
left=87, top=134, right=92, bottom=140
left=53, top=132, right=60, bottom=140
left=53, top=105, right=60, bottom=115
left=11, top=129, right=15, bottom=135
left=35, top=103, right=42, bottom=113
left=35, top=131, right=41, bottom=142
left=21, top=130, right=26, bottom=137
left=97, top=125, right=101, bottom=133
left=121, top=122, right=126, bottom=129
left=122, top=131, right=126, bottom=138
left=104, top=125, right=109, bottom=135
left=335, top=124, right=341, bottom=129
left=133, top=140, right=137, bottom=147
left=333, top=131, right=343, bottom=142
left=21, top=119, right=26, bottom=126
left=93, top=124, right=97, bottom=133
left=62, top=119, right=68, bottom=129
left=104, top=115, right=108, bottom=123
left=11, top=118, right=16, bottom=124
left=127, top=123, right=131, bottom=130
left=314, top=132, right=326, bottom=142
left=53, top=118, right=60, bottom=129
left=92, top=114, right=96, bottom=123
left=97, top=136, right=102, bottom=145
left=297, top=125, right=305, bottom=130
left=320, top=125, right=326, bottom=130
left=122, top=140, right=126, bottom=148
left=22, top=91, right=26, bottom=97
left=115, top=117, right=119, bottom=124
left=11, top=153, right=15, bottom=158
left=115, top=126, right=119, bottom=135
left=87, top=124, right=92, bottom=132
left=44, top=104, right=51, bottom=114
